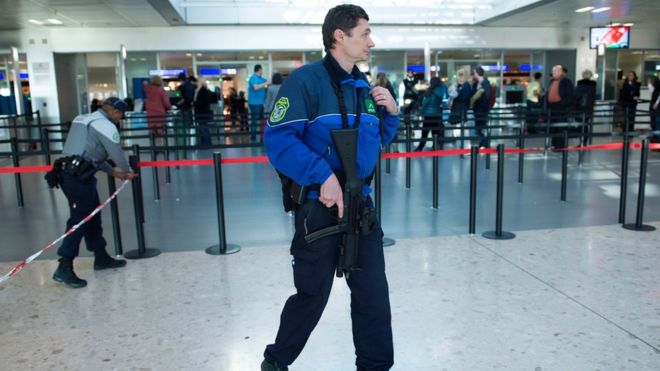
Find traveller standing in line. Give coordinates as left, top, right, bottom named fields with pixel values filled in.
left=248, top=64, right=270, bottom=141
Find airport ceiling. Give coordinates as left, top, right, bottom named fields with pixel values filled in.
left=0, top=0, right=658, bottom=31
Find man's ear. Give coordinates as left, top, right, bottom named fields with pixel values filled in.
left=333, top=29, right=344, bottom=45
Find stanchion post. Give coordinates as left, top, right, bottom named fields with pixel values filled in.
left=432, top=134, right=439, bottom=209
left=483, top=144, right=515, bottom=240
left=385, top=141, right=391, bottom=174
left=459, top=115, right=466, bottom=159
left=149, top=133, right=160, bottom=201
left=206, top=152, right=241, bottom=255
left=485, top=122, right=491, bottom=170
left=42, top=128, right=51, bottom=165
left=405, top=123, right=412, bottom=189
left=623, top=140, right=656, bottom=232
left=375, top=147, right=395, bottom=247
left=10, top=137, right=24, bottom=207
left=124, top=155, right=161, bottom=259
left=560, top=131, right=568, bottom=201
left=469, top=145, right=478, bottom=234
left=164, top=129, right=171, bottom=183
left=618, top=135, right=630, bottom=224
left=545, top=109, right=551, bottom=150
left=131, top=144, right=145, bottom=223
left=107, top=174, right=123, bottom=256
left=518, top=126, right=525, bottom=183
left=578, top=111, right=586, bottom=165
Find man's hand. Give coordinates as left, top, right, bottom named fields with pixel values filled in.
left=370, top=86, right=398, bottom=115
left=112, top=171, right=138, bottom=180
left=319, top=173, right=344, bottom=218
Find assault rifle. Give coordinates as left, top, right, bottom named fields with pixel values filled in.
left=304, top=128, right=369, bottom=278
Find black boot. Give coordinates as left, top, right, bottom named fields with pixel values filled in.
left=93, top=248, right=127, bottom=271
left=261, top=359, right=288, bottom=371
left=53, top=257, right=87, bottom=288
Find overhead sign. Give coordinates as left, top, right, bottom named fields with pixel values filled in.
left=148, top=69, right=186, bottom=77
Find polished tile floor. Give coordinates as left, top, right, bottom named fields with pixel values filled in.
left=0, top=128, right=659, bottom=370
left=0, top=224, right=658, bottom=370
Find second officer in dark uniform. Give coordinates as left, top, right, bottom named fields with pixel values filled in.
left=51, top=97, right=137, bottom=288
left=261, top=5, right=399, bottom=371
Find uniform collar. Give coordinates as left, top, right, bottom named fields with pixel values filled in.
left=96, top=109, right=110, bottom=120
left=324, top=53, right=370, bottom=89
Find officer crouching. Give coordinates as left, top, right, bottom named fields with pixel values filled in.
left=47, top=97, right=137, bottom=288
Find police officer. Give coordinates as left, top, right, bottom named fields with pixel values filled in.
left=52, top=97, right=137, bottom=289
left=261, top=5, right=399, bottom=371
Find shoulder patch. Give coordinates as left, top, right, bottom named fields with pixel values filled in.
left=365, top=98, right=377, bottom=114
left=91, top=120, right=120, bottom=143
left=269, top=97, right=290, bottom=124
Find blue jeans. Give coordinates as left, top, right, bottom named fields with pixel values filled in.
left=249, top=104, right=264, bottom=141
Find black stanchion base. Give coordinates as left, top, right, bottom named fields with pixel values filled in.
left=482, top=231, right=516, bottom=240
left=622, top=224, right=656, bottom=232
left=383, top=237, right=396, bottom=247
left=205, top=244, right=241, bottom=255
left=124, top=248, right=161, bottom=259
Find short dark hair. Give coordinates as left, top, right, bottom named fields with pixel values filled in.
left=272, top=72, right=283, bottom=85
left=534, top=72, right=542, bottom=80
left=322, top=4, right=369, bottom=52
left=473, top=66, right=485, bottom=77
left=254, top=64, right=262, bottom=73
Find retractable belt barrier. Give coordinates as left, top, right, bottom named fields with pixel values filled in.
left=1, top=141, right=659, bottom=284
left=0, top=143, right=658, bottom=174
left=0, top=180, right=130, bottom=284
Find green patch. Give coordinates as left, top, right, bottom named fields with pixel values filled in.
left=270, top=97, right=290, bottom=124
left=112, top=132, right=120, bottom=143
left=365, top=98, right=376, bottom=114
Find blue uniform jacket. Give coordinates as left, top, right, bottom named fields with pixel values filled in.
left=264, top=55, right=399, bottom=196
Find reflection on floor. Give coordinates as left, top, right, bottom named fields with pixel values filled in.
left=0, top=224, right=658, bottom=370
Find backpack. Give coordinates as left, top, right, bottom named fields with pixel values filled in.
left=487, top=85, right=497, bottom=109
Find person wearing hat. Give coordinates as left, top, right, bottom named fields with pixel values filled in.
left=52, top=97, right=137, bottom=288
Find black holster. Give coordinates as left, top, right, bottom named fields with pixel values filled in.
left=44, top=158, right=64, bottom=188
left=60, top=156, right=97, bottom=181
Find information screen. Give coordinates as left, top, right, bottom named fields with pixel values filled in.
left=590, top=26, right=630, bottom=49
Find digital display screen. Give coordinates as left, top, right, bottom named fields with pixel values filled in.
left=590, top=26, right=630, bottom=49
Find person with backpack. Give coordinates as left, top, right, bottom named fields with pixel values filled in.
left=574, top=70, right=597, bottom=145
left=415, top=76, right=446, bottom=151
left=469, top=66, right=492, bottom=148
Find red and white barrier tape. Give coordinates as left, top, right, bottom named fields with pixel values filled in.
left=0, top=179, right=130, bottom=284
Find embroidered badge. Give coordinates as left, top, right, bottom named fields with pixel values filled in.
left=112, top=132, right=120, bottom=143
left=270, top=97, right=290, bottom=124
left=365, top=98, right=376, bottom=114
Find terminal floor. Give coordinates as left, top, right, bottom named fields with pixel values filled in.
left=0, top=223, right=658, bottom=370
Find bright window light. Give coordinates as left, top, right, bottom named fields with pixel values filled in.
left=591, top=7, right=610, bottom=13
left=623, top=23, right=634, bottom=26
left=575, top=6, right=595, bottom=13
left=28, top=19, right=43, bottom=25
left=47, top=19, right=63, bottom=24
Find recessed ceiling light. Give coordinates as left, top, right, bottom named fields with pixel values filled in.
left=610, top=23, right=621, bottom=26
left=47, top=19, right=63, bottom=25
left=575, top=6, right=595, bottom=13
left=591, top=7, right=610, bottom=13
left=28, top=19, right=44, bottom=25
left=185, top=53, right=192, bottom=57
left=623, top=23, right=634, bottom=26
left=196, top=53, right=203, bottom=56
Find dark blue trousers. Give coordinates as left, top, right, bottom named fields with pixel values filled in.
left=58, top=173, right=106, bottom=257
left=265, top=198, right=393, bottom=370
